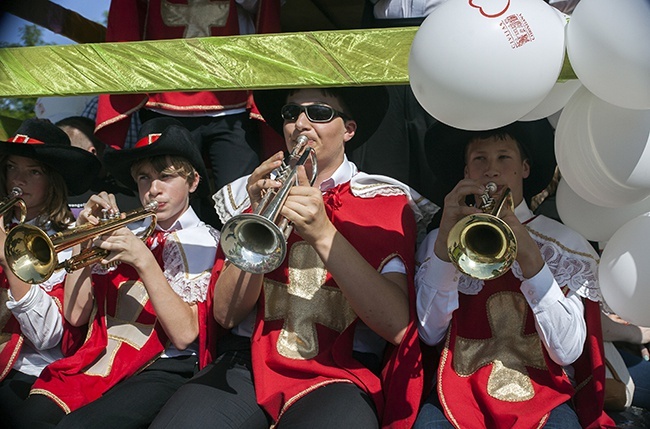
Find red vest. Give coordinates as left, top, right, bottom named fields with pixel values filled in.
left=0, top=267, right=82, bottom=381
left=0, top=271, right=25, bottom=381
left=439, top=271, right=615, bottom=428
left=243, top=182, right=423, bottom=428
left=30, top=239, right=214, bottom=413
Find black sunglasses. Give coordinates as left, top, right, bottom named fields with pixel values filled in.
left=280, top=104, right=349, bottom=123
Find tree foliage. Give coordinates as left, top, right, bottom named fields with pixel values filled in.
left=0, top=24, right=45, bottom=120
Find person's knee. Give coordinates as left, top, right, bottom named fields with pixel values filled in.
left=10, top=395, right=64, bottom=429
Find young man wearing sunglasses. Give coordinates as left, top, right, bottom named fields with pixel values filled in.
left=150, top=87, right=438, bottom=429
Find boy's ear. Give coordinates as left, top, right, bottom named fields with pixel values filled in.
left=522, top=159, right=531, bottom=180
left=342, top=119, right=357, bottom=144
left=189, top=171, right=200, bottom=193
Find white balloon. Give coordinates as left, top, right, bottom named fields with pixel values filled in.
left=599, top=213, right=650, bottom=327
left=566, top=0, right=650, bottom=110
left=555, top=86, right=650, bottom=207
left=556, top=178, right=650, bottom=243
left=408, top=0, right=566, bottom=130
left=546, top=109, right=562, bottom=129
left=589, top=94, right=650, bottom=189
left=519, top=80, right=581, bottom=121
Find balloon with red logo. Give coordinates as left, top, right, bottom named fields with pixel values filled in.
left=409, top=0, right=566, bottom=130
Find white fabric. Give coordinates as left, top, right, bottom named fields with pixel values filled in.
left=371, top=0, right=448, bottom=19
left=415, top=200, right=597, bottom=366
left=6, top=218, right=74, bottom=376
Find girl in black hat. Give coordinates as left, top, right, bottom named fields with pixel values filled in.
left=13, top=118, right=220, bottom=429
left=0, top=118, right=100, bottom=423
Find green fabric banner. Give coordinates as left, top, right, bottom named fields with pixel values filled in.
left=0, top=27, right=577, bottom=98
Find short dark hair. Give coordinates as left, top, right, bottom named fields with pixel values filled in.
left=56, top=116, right=106, bottom=159
left=463, top=123, right=531, bottom=165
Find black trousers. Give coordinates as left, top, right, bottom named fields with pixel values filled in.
left=0, top=370, right=37, bottom=424
left=150, top=334, right=379, bottom=429
left=11, top=355, right=198, bottom=429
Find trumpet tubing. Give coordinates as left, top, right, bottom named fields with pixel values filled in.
left=4, top=201, right=158, bottom=284
left=0, top=187, right=27, bottom=224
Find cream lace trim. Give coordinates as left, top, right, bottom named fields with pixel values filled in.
left=92, top=232, right=216, bottom=304
left=458, top=228, right=601, bottom=302
left=163, top=237, right=211, bottom=304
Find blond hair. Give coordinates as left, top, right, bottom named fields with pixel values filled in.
left=130, top=155, right=199, bottom=195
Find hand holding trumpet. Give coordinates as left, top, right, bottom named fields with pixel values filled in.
left=4, top=192, right=158, bottom=284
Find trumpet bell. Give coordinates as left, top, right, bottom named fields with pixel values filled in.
left=220, top=213, right=287, bottom=274
left=4, top=202, right=158, bottom=284
left=4, top=224, right=57, bottom=284
left=447, top=213, right=517, bottom=280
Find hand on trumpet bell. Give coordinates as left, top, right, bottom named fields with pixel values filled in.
left=246, top=151, right=284, bottom=211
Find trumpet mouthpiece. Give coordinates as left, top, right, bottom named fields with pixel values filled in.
left=296, top=135, right=308, bottom=145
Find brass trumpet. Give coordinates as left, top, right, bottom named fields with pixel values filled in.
left=447, top=182, right=517, bottom=280
left=4, top=201, right=158, bottom=284
left=0, top=187, right=27, bottom=224
left=220, top=135, right=317, bottom=274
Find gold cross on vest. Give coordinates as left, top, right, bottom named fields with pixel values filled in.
left=161, top=0, right=230, bottom=38
left=264, top=242, right=357, bottom=360
left=453, top=292, right=547, bottom=402
left=85, top=280, right=155, bottom=377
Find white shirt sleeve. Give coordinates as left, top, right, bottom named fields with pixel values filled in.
left=520, top=264, right=586, bottom=366
left=372, top=0, right=447, bottom=19
left=415, top=230, right=459, bottom=346
left=6, top=285, right=63, bottom=350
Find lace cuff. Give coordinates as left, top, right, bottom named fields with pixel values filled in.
left=213, top=175, right=251, bottom=224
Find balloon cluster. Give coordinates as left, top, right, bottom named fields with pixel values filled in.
left=409, top=0, right=650, bottom=326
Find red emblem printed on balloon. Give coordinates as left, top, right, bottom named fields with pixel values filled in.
left=469, top=0, right=510, bottom=18
left=500, top=14, right=535, bottom=49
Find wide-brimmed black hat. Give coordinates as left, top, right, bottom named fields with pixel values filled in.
left=0, top=118, right=101, bottom=196
left=253, top=86, right=389, bottom=151
left=424, top=119, right=557, bottom=203
left=103, top=117, right=210, bottom=197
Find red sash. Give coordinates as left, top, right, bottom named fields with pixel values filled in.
left=0, top=267, right=81, bottom=381
left=0, top=271, right=24, bottom=381
left=439, top=271, right=615, bottom=428
left=243, top=182, right=423, bottom=428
